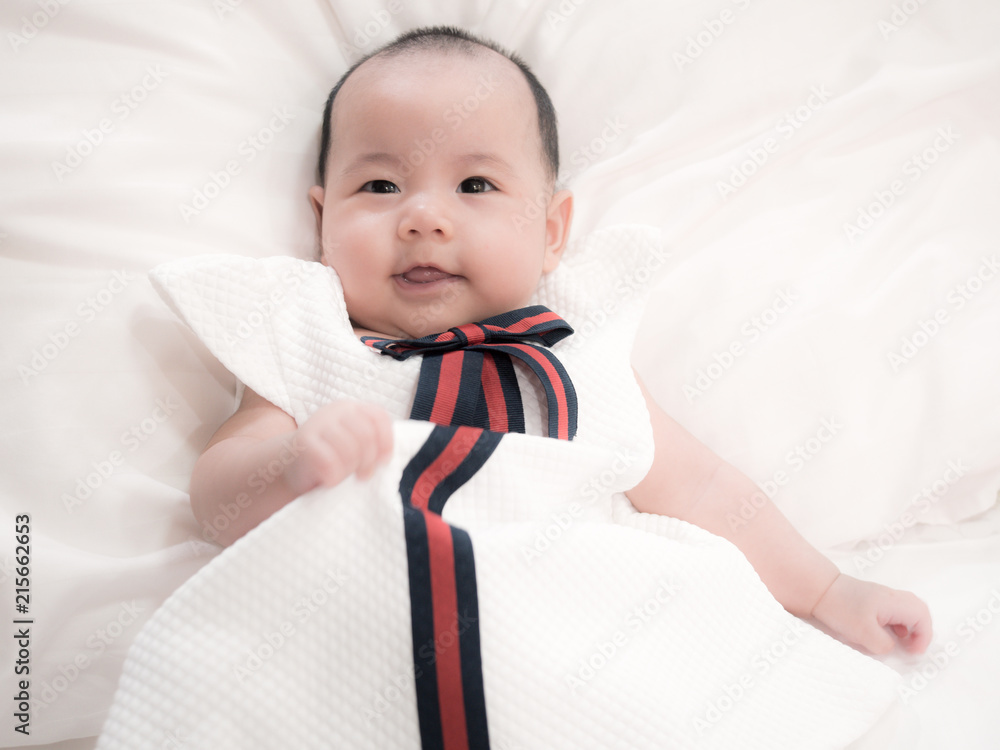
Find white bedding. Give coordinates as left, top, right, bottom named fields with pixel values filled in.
left=1, top=0, right=998, bottom=748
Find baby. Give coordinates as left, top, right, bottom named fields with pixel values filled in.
left=191, top=25, right=931, bottom=658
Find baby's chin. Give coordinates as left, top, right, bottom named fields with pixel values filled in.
left=349, top=314, right=457, bottom=341
left=350, top=305, right=528, bottom=340
left=351, top=318, right=469, bottom=341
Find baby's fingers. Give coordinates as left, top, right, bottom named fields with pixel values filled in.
left=366, top=403, right=394, bottom=466
left=349, top=404, right=394, bottom=479
left=879, top=592, right=933, bottom=654
left=283, top=429, right=350, bottom=493
left=311, top=425, right=362, bottom=486
left=350, top=415, right=381, bottom=479
left=857, top=620, right=897, bottom=655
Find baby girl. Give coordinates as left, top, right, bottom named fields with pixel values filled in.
left=190, top=24, right=931, bottom=659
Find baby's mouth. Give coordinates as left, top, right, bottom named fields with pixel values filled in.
left=398, top=266, right=457, bottom=284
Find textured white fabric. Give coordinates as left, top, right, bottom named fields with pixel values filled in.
left=97, top=226, right=900, bottom=749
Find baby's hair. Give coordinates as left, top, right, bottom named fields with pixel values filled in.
left=316, top=25, right=559, bottom=187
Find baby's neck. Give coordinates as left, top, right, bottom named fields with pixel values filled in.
left=353, top=325, right=392, bottom=340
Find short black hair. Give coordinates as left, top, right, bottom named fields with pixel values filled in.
left=316, top=25, right=559, bottom=187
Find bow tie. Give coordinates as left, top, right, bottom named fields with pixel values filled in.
left=362, top=306, right=578, bottom=440
left=360, top=305, right=573, bottom=359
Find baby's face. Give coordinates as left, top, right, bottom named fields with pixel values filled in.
left=309, top=49, right=572, bottom=339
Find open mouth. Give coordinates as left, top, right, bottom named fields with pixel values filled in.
left=396, top=266, right=459, bottom=285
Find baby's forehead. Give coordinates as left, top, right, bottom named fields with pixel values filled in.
left=328, top=45, right=548, bottom=182
left=339, top=46, right=530, bottom=117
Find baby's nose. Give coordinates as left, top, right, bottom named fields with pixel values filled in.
left=398, top=192, right=454, bottom=240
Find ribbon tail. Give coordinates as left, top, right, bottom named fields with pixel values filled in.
left=399, top=425, right=500, bottom=750
left=479, top=343, right=577, bottom=441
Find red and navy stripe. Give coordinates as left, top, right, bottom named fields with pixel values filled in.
left=362, top=306, right=572, bottom=359
left=363, top=306, right=576, bottom=440
left=371, top=307, right=580, bottom=749
left=476, top=343, right=576, bottom=441
left=409, top=350, right=527, bottom=436
left=399, top=425, right=500, bottom=750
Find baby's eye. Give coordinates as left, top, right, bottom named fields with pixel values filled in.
left=361, top=180, right=400, bottom=194
left=458, top=177, right=497, bottom=194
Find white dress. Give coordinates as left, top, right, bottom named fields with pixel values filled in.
left=96, top=225, right=900, bottom=750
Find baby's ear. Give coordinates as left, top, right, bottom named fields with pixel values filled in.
left=542, top=189, right=573, bottom=274
left=307, top=185, right=325, bottom=234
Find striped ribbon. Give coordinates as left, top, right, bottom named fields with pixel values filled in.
left=369, top=306, right=578, bottom=750
left=398, top=425, right=500, bottom=750
left=362, top=305, right=578, bottom=440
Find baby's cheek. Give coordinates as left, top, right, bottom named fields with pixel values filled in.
left=318, top=228, right=345, bottom=264
left=486, top=283, right=539, bottom=318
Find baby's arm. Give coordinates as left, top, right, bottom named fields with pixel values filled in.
left=190, top=386, right=392, bottom=547
left=626, top=372, right=932, bottom=655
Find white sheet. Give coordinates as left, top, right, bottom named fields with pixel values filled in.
left=1, top=0, right=998, bottom=747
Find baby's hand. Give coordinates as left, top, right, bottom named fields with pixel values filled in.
left=810, top=573, right=932, bottom=655
left=281, top=401, right=393, bottom=497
